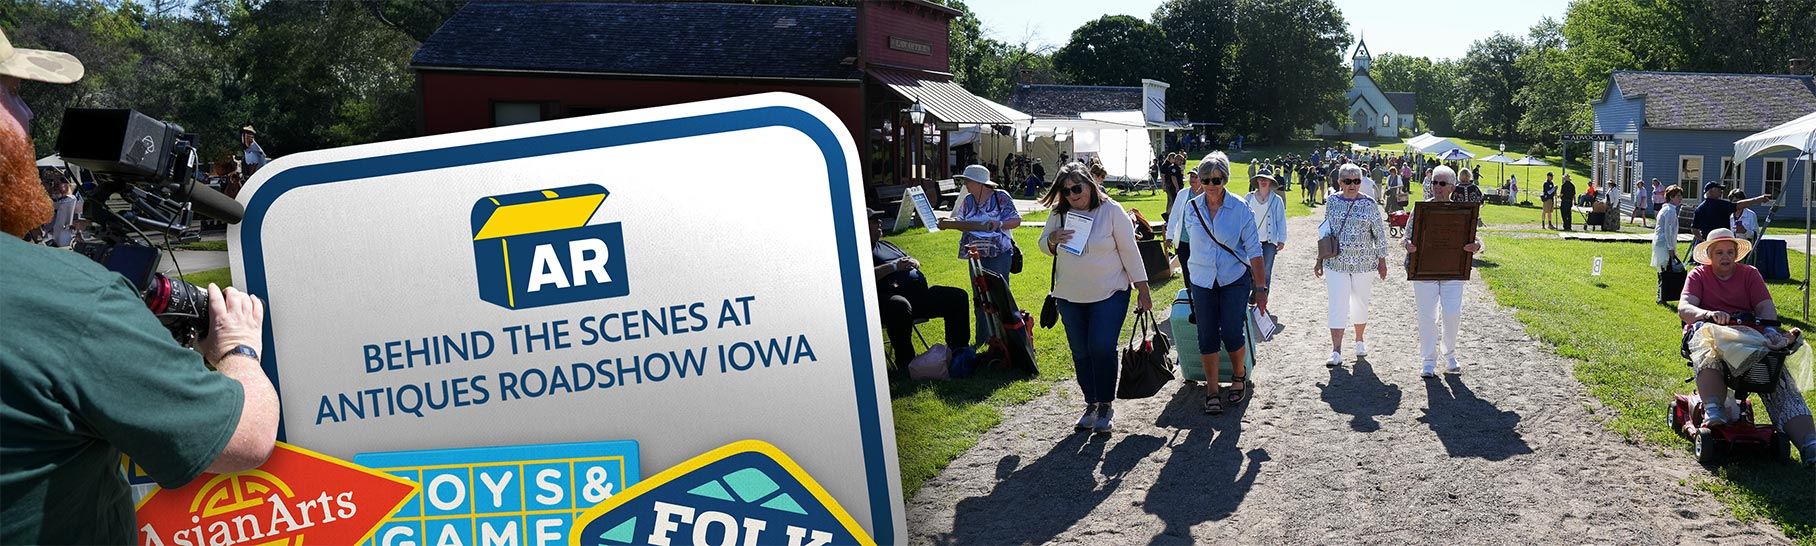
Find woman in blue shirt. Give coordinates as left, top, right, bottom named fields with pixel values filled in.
left=1181, top=152, right=1269, bottom=415
left=939, top=164, right=1023, bottom=346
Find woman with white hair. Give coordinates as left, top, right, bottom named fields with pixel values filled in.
left=1181, top=152, right=1269, bottom=414
left=1317, top=163, right=1388, bottom=367
left=1401, top=165, right=1483, bottom=377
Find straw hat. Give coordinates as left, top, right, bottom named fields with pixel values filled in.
left=1692, top=228, right=1752, bottom=265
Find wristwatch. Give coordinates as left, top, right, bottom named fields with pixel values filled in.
left=1253, top=286, right=1270, bottom=292
left=223, top=345, right=260, bottom=363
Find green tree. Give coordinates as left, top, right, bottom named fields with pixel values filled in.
left=1052, top=15, right=1167, bottom=87
left=1514, top=17, right=1590, bottom=142
left=1227, top=0, right=1349, bottom=142
left=1455, top=32, right=1528, bottom=140
left=1153, top=0, right=1237, bottom=125
left=1371, top=52, right=1457, bottom=135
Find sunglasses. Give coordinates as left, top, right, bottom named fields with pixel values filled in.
left=1206, top=177, right=1226, bottom=186
left=1433, top=180, right=1451, bottom=187
left=1341, top=178, right=1362, bottom=186
left=1063, top=184, right=1089, bottom=196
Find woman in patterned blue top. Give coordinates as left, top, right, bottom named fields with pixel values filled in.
left=939, top=164, right=1023, bottom=346
left=1315, top=163, right=1389, bottom=368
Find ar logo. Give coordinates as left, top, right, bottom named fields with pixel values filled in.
left=472, top=184, right=629, bottom=310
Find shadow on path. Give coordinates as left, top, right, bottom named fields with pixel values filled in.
left=939, top=421, right=1160, bottom=544
left=1419, top=375, right=1533, bottom=460
left=1319, top=357, right=1402, bottom=432
left=1140, top=384, right=1269, bottom=545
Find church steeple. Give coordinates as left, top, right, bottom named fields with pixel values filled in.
left=1352, top=35, right=1372, bottom=74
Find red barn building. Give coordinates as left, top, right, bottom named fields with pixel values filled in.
left=412, top=0, right=1010, bottom=201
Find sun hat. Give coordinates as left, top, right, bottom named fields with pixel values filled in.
left=1693, top=228, right=1752, bottom=265
left=956, top=164, right=994, bottom=187
left=0, top=29, right=83, bottom=84
left=242, top=125, right=257, bottom=135
left=1251, top=169, right=1276, bottom=183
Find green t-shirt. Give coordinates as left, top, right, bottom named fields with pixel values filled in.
left=1, top=236, right=243, bottom=545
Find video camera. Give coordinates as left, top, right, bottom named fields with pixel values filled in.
left=56, top=108, right=246, bottom=346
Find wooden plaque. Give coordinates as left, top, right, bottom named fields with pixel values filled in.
left=1406, top=201, right=1481, bottom=281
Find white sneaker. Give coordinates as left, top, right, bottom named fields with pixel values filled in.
left=1420, top=361, right=1437, bottom=378
left=1355, top=341, right=1369, bottom=357
left=1445, top=358, right=1462, bottom=375
left=1327, top=351, right=1342, bottom=367
left=1075, top=405, right=1096, bottom=431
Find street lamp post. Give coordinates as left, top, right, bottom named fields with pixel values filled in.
left=904, top=100, right=926, bottom=183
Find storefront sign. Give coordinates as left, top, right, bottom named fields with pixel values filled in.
left=1561, top=133, right=1614, bottom=142
left=231, top=93, right=903, bottom=543
left=353, top=440, right=640, bottom=546
left=887, top=37, right=931, bottom=56
left=135, top=443, right=416, bottom=546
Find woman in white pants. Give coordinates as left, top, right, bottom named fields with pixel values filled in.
left=1401, top=166, right=1484, bottom=377
left=1316, top=163, right=1389, bottom=367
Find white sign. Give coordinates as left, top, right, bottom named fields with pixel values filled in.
left=905, top=185, right=939, bottom=233
left=229, top=93, right=904, bottom=543
left=1593, top=256, right=1604, bottom=276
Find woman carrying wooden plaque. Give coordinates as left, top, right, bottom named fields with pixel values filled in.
left=1401, top=165, right=1484, bottom=377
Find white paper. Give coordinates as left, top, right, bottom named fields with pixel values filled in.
left=1061, top=211, right=1094, bottom=256
left=1592, top=256, right=1604, bottom=276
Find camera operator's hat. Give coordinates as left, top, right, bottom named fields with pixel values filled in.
left=0, top=29, right=84, bottom=84
left=1693, top=228, right=1752, bottom=265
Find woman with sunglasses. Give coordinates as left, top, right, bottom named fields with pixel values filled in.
left=1401, top=166, right=1484, bottom=377
left=1316, top=163, right=1389, bottom=368
left=1180, top=153, right=1269, bottom=415
left=1038, top=162, right=1152, bottom=433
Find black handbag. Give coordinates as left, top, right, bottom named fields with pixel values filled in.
left=1040, top=214, right=1062, bottom=328
left=1011, top=244, right=1024, bottom=274
left=1116, top=312, right=1176, bottom=399
left=1657, top=250, right=1687, bottom=304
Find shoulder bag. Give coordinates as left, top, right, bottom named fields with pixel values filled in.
left=1116, top=311, right=1175, bottom=399
left=1317, top=199, right=1359, bottom=261
left=1191, top=199, right=1252, bottom=286
left=1039, top=213, right=1062, bottom=328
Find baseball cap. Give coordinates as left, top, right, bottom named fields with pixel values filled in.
left=1702, top=181, right=1725, bottom=192
left=0, top=29, right=84, bottom=84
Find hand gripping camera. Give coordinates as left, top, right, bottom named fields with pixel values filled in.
left=57, top=109, right=246, bottom=346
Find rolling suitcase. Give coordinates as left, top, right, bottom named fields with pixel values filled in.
left=1170, top=288, right=1256, bottom=384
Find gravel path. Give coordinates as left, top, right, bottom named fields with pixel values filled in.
left=905, top=211, right=1789, bottom=545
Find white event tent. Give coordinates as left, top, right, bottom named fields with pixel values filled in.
left=1734, top=109, right=1816, bottom=318
left=1404, top=132, right=1468, bottom=155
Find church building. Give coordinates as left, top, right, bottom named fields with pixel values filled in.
left=1314, top=39, right=1415, bottom=140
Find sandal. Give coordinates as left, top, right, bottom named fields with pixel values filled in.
left=1203, top=391, right=1224, bottom=415
left=1227, top=376, right=1248, bottom=405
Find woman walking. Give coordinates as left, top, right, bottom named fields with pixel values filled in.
left=1037, top=162, right=1152, bottom=433
left=1317, top=163, right=1389, bottom=367
left=939, top=164, right=1022, bottom=346
left=1401, top=166, right=1484, bottom=377
left=1246, top=169, right=1288, bottom=281
left=1180, top=153, right=1270, bottom=415
left=1166, top=170, right=1207, bottom=287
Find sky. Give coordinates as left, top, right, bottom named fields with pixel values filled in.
left=964, top=0, right=1573, bottom=61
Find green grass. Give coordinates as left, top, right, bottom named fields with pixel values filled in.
left=883, top=210, right=1199, bottom=496
left=173, top=240, right=228, bottom=251
left=178, top=267, right=233, bottom=289
left=1476, top=236, right=1816, bottom=542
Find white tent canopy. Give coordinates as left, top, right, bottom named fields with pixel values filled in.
left=1404, top=132, right=1467, bottom=155
left=1079, top=110, right=1156, bottom=182
left=1735, top=109, right=1816, bottom=161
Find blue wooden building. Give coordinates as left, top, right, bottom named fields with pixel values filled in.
left=1592, top=70, right=1816, bottom=219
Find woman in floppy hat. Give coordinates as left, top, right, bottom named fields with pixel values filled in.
left=1677, top=228, right=1816, bottom=466
left=939, top=164, right=1022, bottom=346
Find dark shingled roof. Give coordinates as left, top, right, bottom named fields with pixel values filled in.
left=1385, top=92, right=1416, bottom=116
left=413, top=2, right=860, bottom=80
left=1008, top=84, right=1141, bottom=118
left=1611, top=71, right=1816, bottom=131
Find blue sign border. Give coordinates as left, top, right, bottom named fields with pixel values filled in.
left=239, top=105, right=892, bottom=543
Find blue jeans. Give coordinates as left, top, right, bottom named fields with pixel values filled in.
left=1057, top=290, right=1130, bottom=405
left=1260, top=242, right=1278, bottom=283
left=1189, top=275, right=1252, bottom=353
left=974, top=252, right=1013, bottom=345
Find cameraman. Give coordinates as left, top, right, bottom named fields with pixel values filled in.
left=0, top=31, right=279, bottom=544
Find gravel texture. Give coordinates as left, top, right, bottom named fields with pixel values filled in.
left=905, top=211, right=1789, bottom=545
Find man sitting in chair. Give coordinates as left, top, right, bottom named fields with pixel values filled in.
left=871, top=209, right=969, bottom=380
left=1677, top=228, right=1816, bottom=466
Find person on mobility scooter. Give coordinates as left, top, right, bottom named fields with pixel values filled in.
left=1676, top=228, right=1816, bottom=466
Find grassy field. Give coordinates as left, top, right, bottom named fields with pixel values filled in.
left=178, top=267, right=233, bottom=289
left=1476, top=235, right=1816, bottom=542
left=174, top=240, right=228, bottom=251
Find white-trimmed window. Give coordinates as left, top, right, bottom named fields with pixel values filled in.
left=1764, top=158, right=1787, bottom=206
left=1679, top=155, right=1703, bottom=189
left=1721, top=156, right=1744, bottom=192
